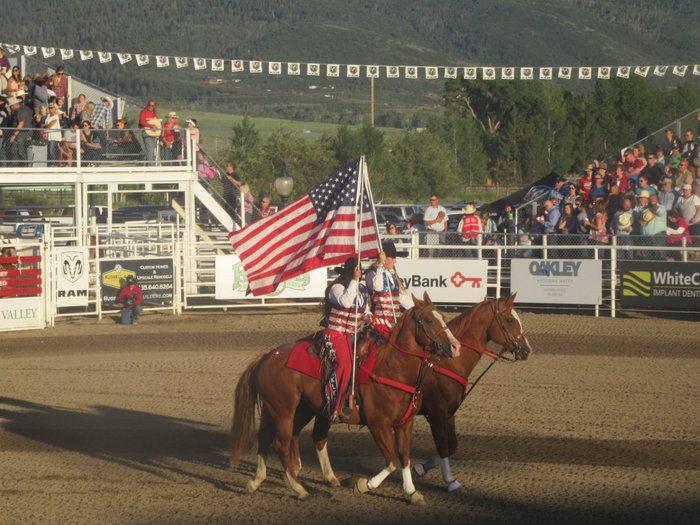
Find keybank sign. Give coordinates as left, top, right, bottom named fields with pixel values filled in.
left=512, top=259, right=602, bottom=305
left=400, top=259, right=488, bottom=303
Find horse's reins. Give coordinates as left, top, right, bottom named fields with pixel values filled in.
left=360, top=305, right=450, bottom=427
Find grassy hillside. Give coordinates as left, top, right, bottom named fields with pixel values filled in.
left=4, top=0, right=699, bottom=125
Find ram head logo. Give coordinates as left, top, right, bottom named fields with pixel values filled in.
left=62, top=253, right=84, bottom=283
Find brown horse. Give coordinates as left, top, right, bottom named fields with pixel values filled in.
left=413, top=294, right=532, bottom=491
left=230, top=292, right=460, bottom=504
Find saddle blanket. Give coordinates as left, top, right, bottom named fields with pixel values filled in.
left=284, top=339, right=377, bottom=385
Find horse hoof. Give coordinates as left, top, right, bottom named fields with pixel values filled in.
left=410, top=491, right=426, bottom=506
left=413, top=463, right=426, bottom=477
left=447, top=479, right=462, bottom=493
left=328, top=477, right=341, bottom=488
left=355, top=478, right=370, bottom=494
left=246, top=480, right=258, bottom=493
left=297, top=491, right=310, bottom=500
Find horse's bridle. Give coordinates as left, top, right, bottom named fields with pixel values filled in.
left=489, top=299, right=528, bottom=359
left=411, top=305, right=452, bottom=356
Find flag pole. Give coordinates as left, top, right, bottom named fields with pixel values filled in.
left=350, top=156, right=368, bottom=400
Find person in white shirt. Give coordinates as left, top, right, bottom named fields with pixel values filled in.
left=423, top=194, right=447, bottom=256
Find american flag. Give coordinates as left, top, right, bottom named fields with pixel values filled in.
left=229, top=159, right=380, bottom=296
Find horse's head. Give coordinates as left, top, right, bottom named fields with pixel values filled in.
left=487, top=294, right=532, bottom=361
left=410, top=292, right=460, bottom=359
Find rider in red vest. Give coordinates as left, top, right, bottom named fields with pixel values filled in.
left=321, top=257, right=369, bottom=421
left=365, top=241, right=414, bottom=338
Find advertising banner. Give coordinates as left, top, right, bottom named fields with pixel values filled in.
left=619, top=261, right=700, bottom=308
left=511, top=259, right=602, bottom=304
left=100, top=258, right=174, bottom=307
left=55, top=247, right=89, bottom=307
left=215, top=255, right=327, bottom=300
left=398, top=259, right=488, bottom=303
left=0, top=297, right=43, bottom=330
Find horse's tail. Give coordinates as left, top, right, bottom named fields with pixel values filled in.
left=230, top=352, right=267, bottom=470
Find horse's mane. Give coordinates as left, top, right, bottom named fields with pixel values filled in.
left=449, top=298, right=496, bottom=339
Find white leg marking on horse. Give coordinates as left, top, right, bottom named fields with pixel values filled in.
left=367, top=464, right=395, bottom=490
left=440, top=457, right=455, bottom=484
left=285, top=471, right=309, bottom=499
left=247, top=454, right=267, bottom=492
left=401, top=465, right=417, bottom=495
left=316, top=443, right=340, bottom=487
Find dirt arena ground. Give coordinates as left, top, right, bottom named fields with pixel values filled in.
left=1, top=308, right=698, bottom=525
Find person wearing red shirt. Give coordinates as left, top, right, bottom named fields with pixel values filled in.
left=457, top=204, right=482, bottom=250
left=161, top=111, right=181, bottom=163
left=578, top=164, right=594, bottom=201
left=117, top=276, right=143, bottom=325
left=138, top=99, right=160, bottom=165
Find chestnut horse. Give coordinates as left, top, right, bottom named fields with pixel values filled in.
left=413, top=294, right=532, bottom=491
left=230, top=293, right=460, bottom=504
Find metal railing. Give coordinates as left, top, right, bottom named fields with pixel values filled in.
left=0, top=126, right=195, bottom=169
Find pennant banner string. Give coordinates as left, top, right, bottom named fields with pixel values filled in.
left=1, top=41, right=697, bottom=80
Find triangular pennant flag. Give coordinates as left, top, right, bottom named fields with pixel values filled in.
left=250, top=61, right=262, bottom=73
left=367, top=65, right=380, bottom=78
left=23, top=46, right=37, bottom=56
left=287, top=62, right=300, bottom=75
left=41, top=47, right=56, bottom=58
left=232, top=60, right=244, bottom=72
left=634, top=66, right=649, bottom=78
left=464, top=67, right=477, bottom=80
left=501, top=67, right=514, bottom=80
left=80, top=50, right=94, bottom=61
left=211, top=59, right=223, bottom=71
left=307, top=63, right=320, bottom=76
left=386, top=66, right=400, bottom=78
left=597, top=67, right=611, bottom=79
left=539, top=67, right=552, bottom=80
left=136, top=54, right=149, bottom=66
left=558, top=67, right=571, bottom=79
left=693, top=65, right=700, bottom=76
left=578, top=67, right=591, bottom=79
left=117, top=53, right=132, bottom=65
left=405, top=66, right=418, bottom=79
left=520, top=67, right=533, bottom=80
left=425, top=67, right=439, bottom=79
left=672, top=65, right=688, bottom=77
left=327, top=64, right=340, bottom=77
left=617, top=66, right=630, bottom=78
left=346, top=65, right=360, bottom=77
left=175, top=56, right=188, bottom=69
left=156, top=56, right=170, bottom=68
left=98, top=51, right=112, bottom=63
left=483, top=67, right=496, bottom=80
left=60, top=48, right=74, bottom=60
left=194, top=58, right=207, bottom=71
left=268, top=62, right=281, bottom=74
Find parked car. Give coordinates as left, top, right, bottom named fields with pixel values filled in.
left=112, top=205, right=175, bottom=223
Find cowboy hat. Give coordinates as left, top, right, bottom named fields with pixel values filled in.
left=168, top=111, right=178, bottom=118
left=641, top=208, right=656, bottom=224
left=333, top=257, right=359, bottom=276
left=638, top=190, right=651, bottom=199
left=462, top=204, right=477, bottom=214
left=381, top=240, right=407, bottom=258
left=6, top=96, right=21, bottom=106
left=617, top=212, right=632, bottom=229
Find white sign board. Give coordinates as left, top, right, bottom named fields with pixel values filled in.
left=55, top=247, right=89, bottom=307
left=215, top=255, right=327, bottom=299
left=0, top=296, right=44, bottom=330
left=511, top=259, right=602, bottom=304
left=399, top=259, right=488, bottom=303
